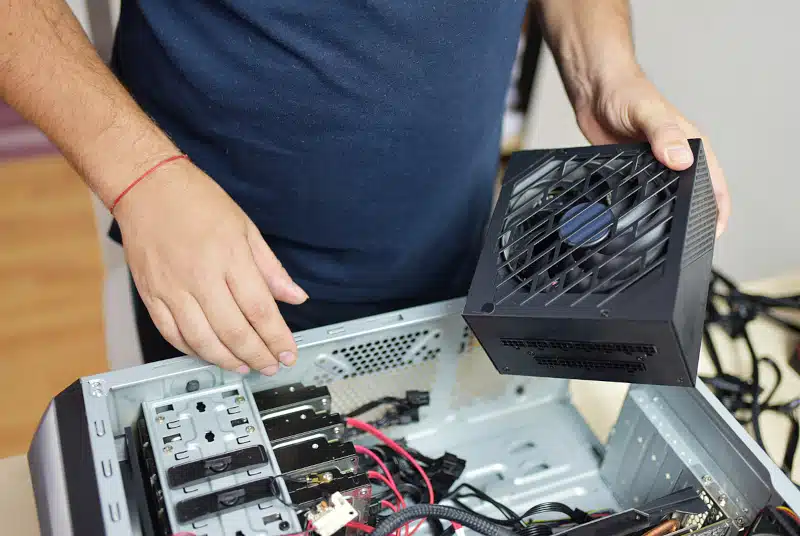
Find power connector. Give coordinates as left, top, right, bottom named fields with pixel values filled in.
left=306, top=492, right=358, bottom=536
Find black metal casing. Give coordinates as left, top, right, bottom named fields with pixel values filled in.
left=464, top=140, right=717, bottom=386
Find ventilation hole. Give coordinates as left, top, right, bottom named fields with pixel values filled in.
left=205, top=431, right=215, bottom=442
left=196, top=402, right=206, bottom=413
left=236, top=532, right=246, bottom=536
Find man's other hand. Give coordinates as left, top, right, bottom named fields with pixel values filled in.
left=571, top=70, right=731, bottom=238
left=114, top=159, right=308, bottom=375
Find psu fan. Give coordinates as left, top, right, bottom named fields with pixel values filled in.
left=463, top=140, right=717, bottom=386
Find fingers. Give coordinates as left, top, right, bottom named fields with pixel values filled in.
left=168, top=294, right=251, bottom=373
left=702, top=142, right=731, bottom=237
left=631, top=99, right=731, bottom=237
left=630, top=100, right=694, bottom=170
left=247, top=222, right=308, bottom=304
left=144, top=296, right=193, bottom=356
left=226, top=259, right=298, bottom=369
left=196, top=281, right=284, bottom=375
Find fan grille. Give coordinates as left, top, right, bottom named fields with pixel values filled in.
left=494, top=149, right=681, bottom=307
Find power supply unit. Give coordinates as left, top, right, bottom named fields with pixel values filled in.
left=28, top=298, right=800, bottom=536
left=464, top=140, right=718, bottom=386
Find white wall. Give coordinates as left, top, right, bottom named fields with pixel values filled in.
left=522, top=1, right=800, bottom=283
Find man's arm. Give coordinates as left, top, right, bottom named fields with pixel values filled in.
left=0, top=0, right=307, bottom=374
left=533, top=0, right=638, bottom=110
left=0, top=0, right=178, bottom=207
left=532, top=0, right=731, bottom=235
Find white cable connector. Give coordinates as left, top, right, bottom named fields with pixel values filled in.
left=307, top=492, right=359, bottom=536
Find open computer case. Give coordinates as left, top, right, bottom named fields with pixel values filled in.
left=28, top=297, right=800, bottom=536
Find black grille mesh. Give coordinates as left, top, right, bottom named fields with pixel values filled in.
left=495, top=149, right=680, bottom=307
left=681, top=147, right=716, bottom=268
left=501, top=338, right=657, bottom=356
left=534, top=357, right=647, bottom=374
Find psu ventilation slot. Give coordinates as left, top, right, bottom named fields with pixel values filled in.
left=501, top=338, right=657, bottom=357
left=534, top=357, right=646, bottom=374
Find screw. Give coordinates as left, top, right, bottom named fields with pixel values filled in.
left=156, top=416, right=165, bottom=424
left=246, top=425, right=256, bottom=434
left=359, top=488, right=370, bottom=497
left=322, top=398, right=328, bottom=406
left=334, top=427, right=341, bottom=435
left=702, top=475, right=712, bottom=484
left=279, top=521, right=291, bottom=531
left=235, top=395, right=246, bottom=404
left=735, top=517, right=745, bottom=527
left=186, top=380, right=200, bottom=392
left=163, top=445, right=173, bottom=454
left=600, top=309, right=610, bottom=317
left=503, top=367, right=511, bottom=372
left=717, top=495, right=728, bottom=507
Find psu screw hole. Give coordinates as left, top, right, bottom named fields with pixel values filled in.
left=481, top=302, right=495, bottom=314
left=600, top=309, right=610, bottom=317
left=279, top=521, right=291, bottom=531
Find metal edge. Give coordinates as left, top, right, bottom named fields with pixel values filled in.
left=692, top=379, right=800, bottom=511
left=28, top=400, right=74, bottom=536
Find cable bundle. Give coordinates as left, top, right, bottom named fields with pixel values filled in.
left=702, top=270, right=800, bottom=481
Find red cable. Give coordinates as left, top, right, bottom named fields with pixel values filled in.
left=368, top=471, right=406, bottom=508
left=109, top=154, right=188, bottom=212
left=346, top=418, right=434, bottom=504
left=355, top=445, right=398, bottom=490
left=347, top=521, right=375, bottom=533
left=346, top=418, right=434, bottom=536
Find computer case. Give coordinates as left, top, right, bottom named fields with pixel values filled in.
left=28, top=297, right=799, bottom=536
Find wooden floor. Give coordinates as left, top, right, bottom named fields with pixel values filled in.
left=0, top=155, right=107, bottom=458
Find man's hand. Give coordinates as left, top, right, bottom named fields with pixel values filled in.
left=114, top=160, right=308, bottom=375
left=571, top=69, right=731, bottom=237
left=535, top=0, right=731, bottom=237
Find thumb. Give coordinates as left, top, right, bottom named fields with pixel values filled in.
left=246, top=222, right=309, bottom=304
left=630, top=99, right=694, bottom=171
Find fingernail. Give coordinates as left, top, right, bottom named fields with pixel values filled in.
left=278, top=351, right=296, bottom=366
left=236, top=365, right=250, bottom=374
left=666, top=146, right=693, bottom=166
left=294, top=284, right=309, bottom=300
left=260, top=364, right=280, bottom=376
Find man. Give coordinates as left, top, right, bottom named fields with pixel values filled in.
left=1, top=1, right=730, bottom=376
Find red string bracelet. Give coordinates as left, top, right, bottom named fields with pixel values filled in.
left=109, top=154, right=189, bottom=213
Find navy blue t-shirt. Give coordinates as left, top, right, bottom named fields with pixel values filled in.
left=111, top=1, right=526, bottom=304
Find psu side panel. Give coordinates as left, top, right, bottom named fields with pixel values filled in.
left=671, top=249, right=716, bottom=381
left=671, top=141, right=717, bottom=381
left=463, top=314, right=690, bottom=385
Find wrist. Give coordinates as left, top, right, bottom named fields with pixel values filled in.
left=85, top=126, right=181, bottom=209
left=559, top=47, right=642, bottom=110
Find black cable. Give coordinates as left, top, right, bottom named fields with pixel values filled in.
left=782, top=415, right=799, bottom=475
left=347, top=397, right=406, bottom=418
left=759, top=357, right=783, bottom=407
left=441, top=484, right=520, bottom=524
left=518, top=503, right=587, bottom=524
left=371, top=504, right=515, bottom=536
left=742, top=327, right=765, bottom=449
left=703, top=324, right=724, bottom=376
